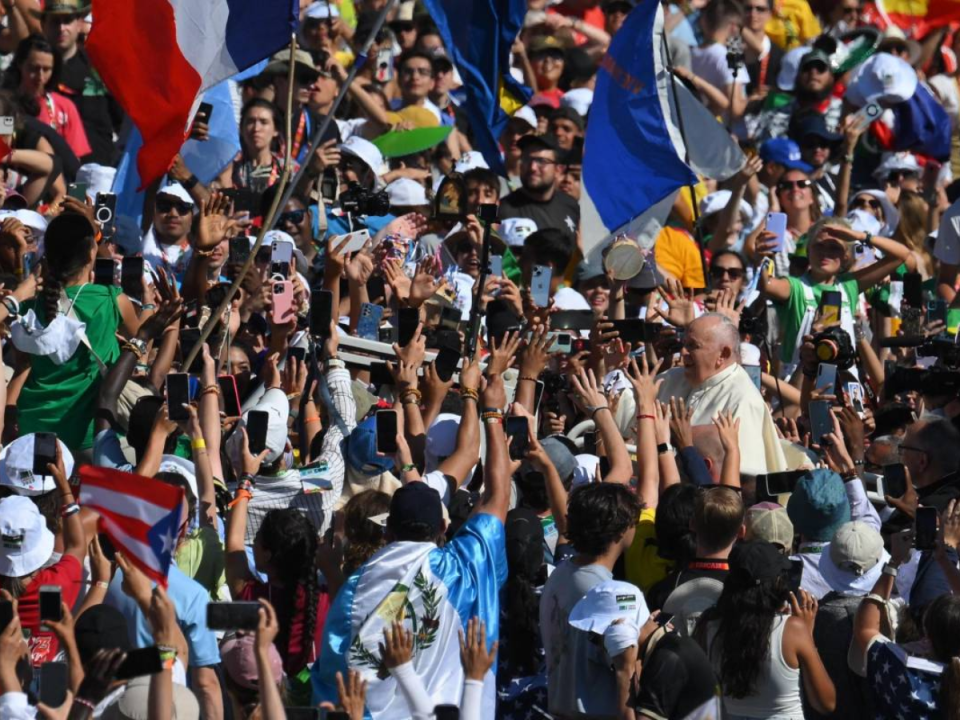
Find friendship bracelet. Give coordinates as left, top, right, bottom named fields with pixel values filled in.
left=60, top=503, right=80, bottom=518
left=401, top=463, right=417, bottom=472
left=94, top=581, right=109, bottom=590
left=518, top=376, right=538, bottom=383
left=120, top=342, right=145, bottom=362
left=228, top=488, right=253, bottom=508
left=74, top=698, right=97, bottom=711
left=200, top=385, right=220, bottom=397
left=192, top=246, right=216, bottom=257
left=589, top=405, right=609, bottom=418
left=303, top=416, right=321, bottom=424
left=637, top=414, right=656, bottom=421
left=401, top=388, right=423, bottom=402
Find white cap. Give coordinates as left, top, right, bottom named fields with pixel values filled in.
left=512, top=105, right=538, bottom=131
left=157, top=455, right=199, bottom=507
left=561, top=88, right=593, bottom=117
left=76, top=163, right=117, bottom=202
left=846, top=208, right=882, bottom=237
left=552, top=286, right=591, bottom=310
left=572, top=453, right=599, bottom=487
left=851, top=189, right=900, bottom=236
left=425, top=413, right=460, bottom=473
left=0, top=434, right=75, bottom=497
left=157, top=182, right=196, bottom=206
left=14, top=209, right=47, bottom=236
left=454, top=150, right=489, bottom=174
left=777, top=46, right=812, bottom=92
left=339, top=136, right=385, bottom=187
left=846, top=52, right=918, bottom=107
left=872, top=151, right=921, bottom=181
left=0, top=496, right=54, bottom=577
left=386, top=178, right=428, bottom=207
left=569, top=579, right=650, bottom=637
left=700, top=190, right=752, bottom=220
left=499, top=217, right=538, bottom=247
left=305, top=1, right=340, bottom=19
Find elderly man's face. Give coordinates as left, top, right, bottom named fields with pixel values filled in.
left=681, top=317, right=732, bottom=385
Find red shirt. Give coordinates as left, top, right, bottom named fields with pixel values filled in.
left=19, top=554, right=82, bottom=666
left=35, top=91, right=92, bottom=160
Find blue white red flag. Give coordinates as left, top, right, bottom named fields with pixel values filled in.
left=87, top=0, right=297, bottom=187
left=78, top=466, right=185, bottom=588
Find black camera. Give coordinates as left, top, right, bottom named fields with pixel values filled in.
left=886, top=364, right=960, bottom=398
left=813, top=326, right=856, bottom=370
left=738, top=298, right=768, bottom=338
left=339, top=182, right=390, bottom=217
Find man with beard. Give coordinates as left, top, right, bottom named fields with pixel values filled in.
left=788, top=112, right=843, bottom=212
left=754, top=49, right=841, bottom=144
left=498, top=134, right=579, bottom=246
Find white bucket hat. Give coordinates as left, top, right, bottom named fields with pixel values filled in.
left=0, top=496, right=54, bottom=577
left=0, top=434, right=74, bottom=497
left=339, top=137, right=385, bottom=189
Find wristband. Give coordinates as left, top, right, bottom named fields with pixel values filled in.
left=881, top=563, right=899, bottom=577
left=518, top=376, right=538, bottom=383
left=201, top=385, right=220, bottom=398
left=481, top=407, right=503, bottom=415
left=863, top=232, right=873, bottom=248
left=238, top=472, right=256, bottom=488
left=74, top=698, right=97, bottom=711
left=304, top=415, right=321, bottom=424
left=401, top=388, right=423, bottom=402
left=401, top=463, right=417, bottom=472
left=326, top=358, right=345, bottom=370
left=589, top=405, right=609, bottom=418
left=193, top=246, right=216, bottom=257
left=637, top=414, right=656, bottom=421
left=228, top=487, right=253, bottom=508
left=191, top=438, right=206, bottom=451
left=61, top=503, right=80, bottom=518
left=865, top=592, right=888, bottom=606
left=1, top=294, right=19, bottom=317
left=141, top=304, right=156, bottom=311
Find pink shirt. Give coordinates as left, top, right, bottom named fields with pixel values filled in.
left=36, top=91, right=92, bottom=159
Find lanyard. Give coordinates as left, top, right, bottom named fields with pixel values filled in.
left=43, top=93, right=58, bottom=130
left=290, top=110, right=308, bottom=161
left=687, top=560, right=730, bottom=571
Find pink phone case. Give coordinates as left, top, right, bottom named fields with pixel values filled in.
left=271, top=280, right=295, bottom=324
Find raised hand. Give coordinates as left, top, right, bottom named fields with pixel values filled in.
left=712, top=410, right=740, bottom=452
left=487, top=330, right=521, bottom=377
left=196, top=192, right=233, bottom=252
left=653, top=278, right=696, bottom=328
left=459, top=617, right=498, bottom=681
left=379, top=621, right=414, bottom=669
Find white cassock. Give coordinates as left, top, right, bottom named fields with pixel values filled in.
left=657, top=363, right=786, bottom=475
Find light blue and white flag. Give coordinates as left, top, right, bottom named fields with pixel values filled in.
left=581, top=0, right=744, bottom=264
left=313, top=513, right=507, bottom=719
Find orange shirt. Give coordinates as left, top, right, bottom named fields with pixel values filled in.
left=655, top=226, right=706, bottom=289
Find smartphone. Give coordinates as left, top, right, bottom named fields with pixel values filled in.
left=530, top=264, right=551, bottom=308
left=375, top=47, right=394, bottom=83
left=218, top=375, right=241, bottom=417
left=22, top=251, right=37, bottom=277
left=759, top=469, right=807, bottom=497
left=915, top=506, right=939, bottom=551
left=846, top=381, right=865, bottom=415
left=120, top=257, right=144, bottom=302
left=229, top=236, right=251, bottom=265
left=321, top=168, right=339, bottom=204
left=183, top=299, right=199, bottom=328
left=335, top=229, right=370, bottom=254
left=745, top=365, right=762, bottom=390
left=166, top=373, right=190, bottom=422
left=396, top=307, right=419, bottom=347
left=271, top=280, right=295, bottom=325
left=369, top=361, right=393, bottom=388
left=487, top=255, right=503, bottom=278
left=550, top=310, right=594, bottom=331
left=582, top=430, right=597, bottom=456
left=39, top=586, right=62, bottom=625
left=367, top=275, right=386, bottom=304
left=927, top=299, right=948, bottom=327
left=0, top=600, right=12, bottom=633
left=787, top=559, right=804, bottom=593
left=67, top=182, right=87, bottom=201
left=270, top=240, right=294, bottom=278
left=434, top=346, right=460, bottom=383
left=246, top=410, right=269, bottom=456
left=222, top=187, right=260, bottom=216
left=288, top=347, right=306, bottom=365
left=179, top=328, right=204, bottom=375
left=533, top=380, right=545, bottom=416
left=439, top=305, right=461, bottom=331
left=98, top=532, right=117, bottom=562
left=94, top=192, right=117, bottom=237
left=766, top=212, right=788, bottom=253
left=115, top=646, right=163, bottom=680
left=206, top=602, right=261, bottom=631
left=32, top=432, right=57, bottom=477
left=39, top=662, right=68, bottom=708
left=903, top=272, right=923, bottom=308
left=809, top=399, right=834, bottom=446
left=883, top=463, right=908, bottom=500
left=610, top=318, right=646, bottom=344
left=506, top=416, right=529, bottom=459
left=285, top=710, right=322, bottom=720
left=194, top=101, right=214, bottom=125
left=550, top=332, right=573, bottom=354
left=815, top=363, right=837, bottom=397
left=434, top=707, right=459, bottom=720
left=309, top=289, right=334, bottom=339
left=375, top=410, right=399, bottom=454
left=94, top=258, right=116, bottom=286
left=357, top=303, right=384, bottom=340
left=819, top=290, right=842, bottom=327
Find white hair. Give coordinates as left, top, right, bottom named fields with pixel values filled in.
left=697, top=312, right=741, bottom=362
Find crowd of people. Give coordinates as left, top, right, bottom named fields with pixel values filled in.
left=0, top=0, right=957, bottom=718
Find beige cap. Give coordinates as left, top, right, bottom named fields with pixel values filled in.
left=746, top=502, right=794, bottom=551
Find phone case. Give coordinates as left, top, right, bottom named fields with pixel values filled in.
left=766, top=213, right=787, bottom=253
left=271, top=281, right=295, bottom=325
left=358, top=303, right=384, bottom=340
left=815, top=364, right=837, bottom=396
left=809, top=401, right=834, bottom=445
left=488, top=255, right=503, bottom=277
left=531, top=265, right=551, bottom=307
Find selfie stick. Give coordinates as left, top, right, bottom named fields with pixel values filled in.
left=464, top=214, right=494, bottom=360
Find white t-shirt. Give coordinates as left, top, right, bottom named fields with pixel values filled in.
left=691, top=42, right=750, bottom=92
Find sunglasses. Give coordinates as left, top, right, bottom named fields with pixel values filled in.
left=156, top=197, right=193, bottom=215
left=852, top=197, right=881, bottom=211
left=800, top=61, right=830, bottom=74
left=776, top=179, right=813, bottom=192
left=296, top=68, right=320, bottom=85
left=279, top=210, right=306, bottom=226
left=887, top=170, right=919, bottom=183
left=710, top=266, right=745, bottom=280
left=801, top=137, right=833, bottom=149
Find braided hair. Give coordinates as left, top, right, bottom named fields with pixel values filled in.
left=40, top=213, right=97, bottom=323
left=257, top=509, right=319, bottom=673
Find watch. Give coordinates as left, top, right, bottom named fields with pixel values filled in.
left=881, top=563, right=899, bottom=577
left=657, top=442, right=674, bottom=455
left=126, top=338, right=148, bottom=357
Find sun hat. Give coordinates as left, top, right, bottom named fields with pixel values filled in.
left=0, top=434, right=74, bottom=497
left=386, top=178, right=429, bottom=208
left=0, top=496, right=55, bottom=577
left=340, top=136, right=385, bottom=186
left=700, top=190, right=752, bottom=220
left=872, top=151, right=921, bottom=182
left=818, top=520, right=889, bottom=595
left=787, top=469, right=851, bottom=542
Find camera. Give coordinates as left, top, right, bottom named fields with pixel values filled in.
left=813, top=326, right=856, bottom=370
left=738, top=299, right=768, bottom=338
left=339, top=182, right=390, bottom=217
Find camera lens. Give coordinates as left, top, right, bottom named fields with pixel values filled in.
left=95, top=206, right=113, bottom=223
left=273, top=283, right=283, bottom=293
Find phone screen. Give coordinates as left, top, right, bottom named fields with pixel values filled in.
left=375, top=410, right=398, bottom=454
left=761, top=470, right=806, bottom=497
left=903, top=272, right=923, bottom=308
left=94, top=258, right=115, bottom=286
left=218, top=376, right=241, bottom=417
left=819, top=290, right=841, bottom=326
left=121, top=257, right=144, bottom=301
left=434, top=706, right=460, bottom=720
left=610, top=319, right=646, bottom=345
left=815, top=363, right=837, bottom=397
left=246, top=410, right=270, bottom=455
left=115, top=646, right=163, bottom=680
left=229, top=236, right=251, bottom=265
left=505, top=416, right=529, bottom=459
left=809, top=400, right=834, bottom=446
left=787, top=559, right=804, bottom=593
left=310, top=289, right=334, bottom=338
left=915, top=507, right=938, bottom=551
left=179, top=328, right=204, bottom=375
left=39, top=586, right=62, bottom=624
left=32, top=432, right=57, bottom=476
left=533, top=380, right=545, bottom=416
left=530, top=265, right=552, bottom=307
left=582, top=430, right=597, bottom=456
left=397, top=307, right=419, bottom=347
left=435, top=347, right=460, bottom=382
left=0, top=600, right=13, bottom=633
left=206, top=602, right=261, bottom=631
left=884, top=463, right=908, bottom=500
left=39, top=662, right=68, bottom=708
left=166, top=374, right=190, bottom=422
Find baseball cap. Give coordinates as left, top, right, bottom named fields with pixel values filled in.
left=387, top=481, right=444, bottom=537
left=499, top=217, right=538, bottom=248
left=846, top=51, right=918, bottom=107
left=511, top=106, right=538, bottom=131
left=745, top=502, right=794, bottom=550
left=560, top=88, right=593, bottom=117
left=550, top=106, right=585, bottom=131
left=157, top=183, right=195, bottom=207
left=818, top=520, right=889, bottom=595
left=790, top=114, right=842, bottom=145
left=777, top=46, right=812, bottom=92
left=528, top=35, right=566, bottom=57
left=345, top=416, right=395, bottom=477
left=425, top=413, right=461, bottom=472
left=75, top=163, right=116, bottom=201
left=0, top=433, right=75, bottom=497
left=0, top=496, right=55, bottom=577
left=386, top=178, right=429, bottom=208
left=522, top=436, right=576, bottom=485
left=568, top=579, right=650, bottom=635
left=799, top=48, right=832, bottom=73
left=517, top=133, right=560, bottom=153
left=730, top=539, right=792, bottom=582
left=222, top=632, right=284, bottom=690
left=74, top=605, right=132, bottom=665
left=305, top=1, right=340, bottom=19
left=230, top=388, right=290, bottom=465
left=454, top=150, right=490, bottom=174
left=157, top=455, right=199, bottom=506
left=787, top=469, right=851, bottom=542
left=102, top=675, right=200, bottom=720
left=759, top=138, right=814, bottom=172
left=339, top=136, right=385, bottom=186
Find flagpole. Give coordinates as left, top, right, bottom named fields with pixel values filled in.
left=270, top=0, right=398, bottom=223
left=183, top=34, right=300, bottom=372
left=661, top=30, right=708, bottom=288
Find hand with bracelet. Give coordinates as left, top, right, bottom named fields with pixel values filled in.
left=569, top=368, right=609, bottom=418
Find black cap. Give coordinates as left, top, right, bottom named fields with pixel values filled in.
left=730, top=540, right=791, bottom=583
left=789, top=113, right=842, bottom=145
left=388, top=482, right=444, bottom=537
left=551, top=106, right=585, bottom=131
left=518, top=133, right=560, bottom=153
left=74, top=605, right=132, bottom=665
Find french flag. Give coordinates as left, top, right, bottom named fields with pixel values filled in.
left=79, top=466, right=185, bottom=588
left=87, top=0, right=298, bottom=187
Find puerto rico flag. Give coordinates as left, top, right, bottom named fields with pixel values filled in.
left=79, top=466, right=185, bottom=588
left=87, top=0, right=297, bottom=187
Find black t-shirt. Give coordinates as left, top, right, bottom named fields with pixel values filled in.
left=498, top=188, right=580, bottom=243
left=646, top=560, right=729, bottom=611
left=58, top=50, right=122, bottom=166
left=634, top=634, right=723, bottom=720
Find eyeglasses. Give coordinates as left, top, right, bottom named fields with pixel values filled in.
left=776, top=179, right=813, bottom=192
left=852, top=197, right=881, bottom=210
left=710, top=266, right=745, bottom=280
left=279, top=210, right=306, bottom=226
left=522, top=156, right=557, bottom=167
left=156, top=197, right=193, bottom=215
left=401, top=66, right=432, bottom=77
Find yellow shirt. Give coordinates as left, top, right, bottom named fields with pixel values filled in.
left=765, top=0, right=822, bottom=50
left=654, top=226, right=706, bottom=289
left=624, top=507, right=673, bottom=593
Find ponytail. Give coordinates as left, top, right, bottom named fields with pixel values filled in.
left=39, top=213, right=96, bottom=324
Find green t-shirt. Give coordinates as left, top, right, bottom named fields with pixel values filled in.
left=774, top=274, right=859, bottom=362
left=19, top=284, right=122, bottom=451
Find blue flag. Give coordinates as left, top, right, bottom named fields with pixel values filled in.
left=421, top=0, right=530, bottom=175
left=891, top=83, right=952, bottom=161
left=582, top=0, right=697, bottom=239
